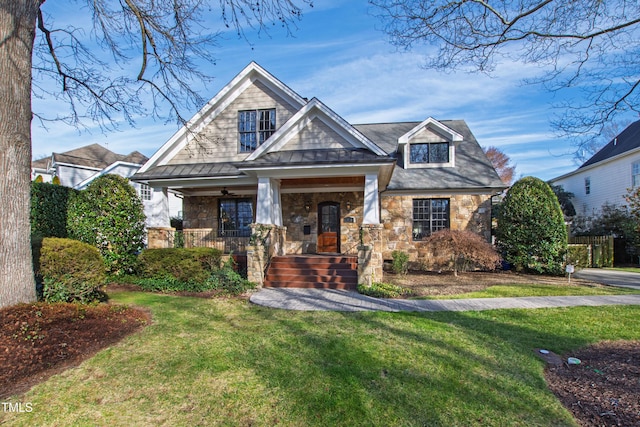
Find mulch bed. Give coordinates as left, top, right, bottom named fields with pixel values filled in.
left=544, top=341, right=640, bottom=427
left=0, top=302, right=150, bottom=399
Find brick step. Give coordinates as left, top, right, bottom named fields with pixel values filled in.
left=264, top=255, right=358, bottom=290
left=265, top=273, right=358, bottom=283
left=265, top=281, right=357, bottom=290
left=266, top=268, right=358, bottom=277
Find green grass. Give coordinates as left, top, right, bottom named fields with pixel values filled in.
left=423, top=283, right=640, bottom=300
left=2, top=291, right=640, bottom=426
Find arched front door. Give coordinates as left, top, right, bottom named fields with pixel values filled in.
left=317, top=201, right=340, bottom=253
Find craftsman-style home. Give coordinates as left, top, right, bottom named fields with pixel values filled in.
left=132, top=62, right=505, bottom=287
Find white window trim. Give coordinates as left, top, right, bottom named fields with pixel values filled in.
left=404, top=143, right=455, bottom=169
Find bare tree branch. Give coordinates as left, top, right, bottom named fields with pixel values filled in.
left=370, top=0, right=640, bottom=157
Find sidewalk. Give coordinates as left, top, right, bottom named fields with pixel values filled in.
left=249, top=288, right=640, bottom=312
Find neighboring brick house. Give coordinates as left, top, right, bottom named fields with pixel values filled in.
left=132, top=62, right=505, bottom=286
left=31, top=143, right=182, bottom=225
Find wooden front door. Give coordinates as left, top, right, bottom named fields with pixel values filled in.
left=317, top=201, right=340, bottom=253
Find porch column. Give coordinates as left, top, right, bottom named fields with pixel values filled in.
left=256, top=177, right=283, bottom=226
left=363, top=173, right=380, bottom=224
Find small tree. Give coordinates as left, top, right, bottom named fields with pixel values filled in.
left=425, top=229, right=501, bottom=276
left=551, top=185, right=577, bottom=218
left=496, top=177, right=568, bottom=275
left=67, top=175, right=146, bottom=275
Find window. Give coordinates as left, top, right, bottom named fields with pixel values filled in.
left=633, top=162, right=640, bottom=187
left=219, top=198, right=253, bottom=237
left=584, top=177, right=591, bottom=195
left=239, top=109, right=276, bottom=152
left=139, top=183, right=152, bottom=201
left=410, top=142, right=449, bottom=163
left=412, top=199, right=450, bottom=240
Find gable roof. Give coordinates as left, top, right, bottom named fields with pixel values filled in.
left=355, top=120, right=505, bottom=191
left=246, top=97, right=387, bottom=160
left=138, top=62, right=308, bottom=174
left=43, top=143, right=148, bottom=170
left=580, top=120, right=640, bottom=168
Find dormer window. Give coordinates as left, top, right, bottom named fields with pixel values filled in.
left=239, top=109, right=276, bottom=152
left=410, top=142, right=449, bottom=164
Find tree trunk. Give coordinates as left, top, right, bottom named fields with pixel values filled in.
left=0, top=0, right=40, bottom=308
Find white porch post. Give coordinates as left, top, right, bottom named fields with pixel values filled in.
left=256, top=177, right=282, bottom=225
left=145, top=187, right=171, bottom=228
left=363, top=173, right=380, bottom=224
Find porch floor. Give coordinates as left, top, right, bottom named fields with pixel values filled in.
left=264, top=255, right=358, bottom=290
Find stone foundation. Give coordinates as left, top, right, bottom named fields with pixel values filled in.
left=146, top=227, right=176, bottom=249
left=357, top=224, right=384, bottom=286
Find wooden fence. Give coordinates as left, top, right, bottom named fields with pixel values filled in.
left=568, top=236, right=614, bottom=268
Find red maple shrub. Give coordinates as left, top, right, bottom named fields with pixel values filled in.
left=425, top=230, right=501, bottom=276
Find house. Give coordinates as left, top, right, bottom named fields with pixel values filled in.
left=132, top=62, right=505, bottom=286
left=31, top=143, right=183, bottom=225
left=550, top=120, right=640, bottom=217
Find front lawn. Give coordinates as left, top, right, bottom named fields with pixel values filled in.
left=2, top=291, right=639, bottom=426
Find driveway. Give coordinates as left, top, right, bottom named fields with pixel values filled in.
left=574, top=268, right=640, bottom=290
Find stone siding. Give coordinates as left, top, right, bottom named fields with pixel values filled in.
left=380, top=193, right=493, bottom=263
left=281, top=192, right=363, bottom=255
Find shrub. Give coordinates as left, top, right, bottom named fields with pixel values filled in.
left=138, top=248, right=222, bottom=283
left=67, top=175, right=146, bottom=275
left=122, top=255, right=255, bottom=295
left=31, top=182, right=77, bottom=239
left=425, top=229, right=501, bottom=276
left=391, top=250, right=409, bottom=275
left=357, top=282, right=405, bottom=298
left=566, top=244, right=590, bottom=269
left=38, top=238, right=106, bottom=303
left=496, top=176, right=568, bottom=275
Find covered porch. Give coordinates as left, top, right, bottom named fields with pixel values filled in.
left=145, top=162, right=392, bottom=287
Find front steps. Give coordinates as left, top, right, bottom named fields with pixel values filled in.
left=264, top=255, right=358, bottom=290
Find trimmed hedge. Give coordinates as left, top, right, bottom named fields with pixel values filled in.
left=496, top=176, right=568, bottom=275
left=31, top=182, right=77, bottom=238
left=138, top=248, right=223, bottom=283
left=357, top=282, right=406, bottom=298
left=38, top=238, right=106, bottom=303
left=67, top=175, right=146, bottom=275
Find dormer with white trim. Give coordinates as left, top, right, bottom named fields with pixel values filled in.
left=397, top=117, right=463, bottom=169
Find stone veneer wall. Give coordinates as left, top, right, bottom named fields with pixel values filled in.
left=281, top=192, right=363, bottom=255
left=380, top=193, right=493, bottom=263
left=182, top=195, right=258, bottom=230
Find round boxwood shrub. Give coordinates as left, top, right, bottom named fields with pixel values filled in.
left=496, top=176, right=568, bottom=275
left=38, top=237, right=106, bottom=303
left=67, top=175, right=146, bottom=275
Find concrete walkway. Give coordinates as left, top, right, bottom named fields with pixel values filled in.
left=249, top=288, right=640, bottom=312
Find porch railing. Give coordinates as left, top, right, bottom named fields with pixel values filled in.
left=155, top=228, right=250, bottom=254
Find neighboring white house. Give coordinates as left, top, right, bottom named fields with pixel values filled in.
left=31, top=143, right=183, bottom=225
left=550, top=120, right=640, bottom=216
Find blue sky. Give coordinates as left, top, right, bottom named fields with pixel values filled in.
left=31, top=1, right=634, bottom=181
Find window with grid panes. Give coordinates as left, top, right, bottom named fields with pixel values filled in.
left=219, top=199, right=253, bottom=237
left=412, top=199, right=450, bottom=240
left=633, top=162, right=640, bottom=187
left=138, top=183, right=152, bottom=201
left=410, top=142, right=449, bottom=164
left=238, top=109, right=276, bottom=152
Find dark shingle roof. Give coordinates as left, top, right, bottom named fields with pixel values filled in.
left=580, top=120, right=640, bottom=168
left=355, top=120, right=505, bottom=191
left=50, top=144, right=148, bottom=169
